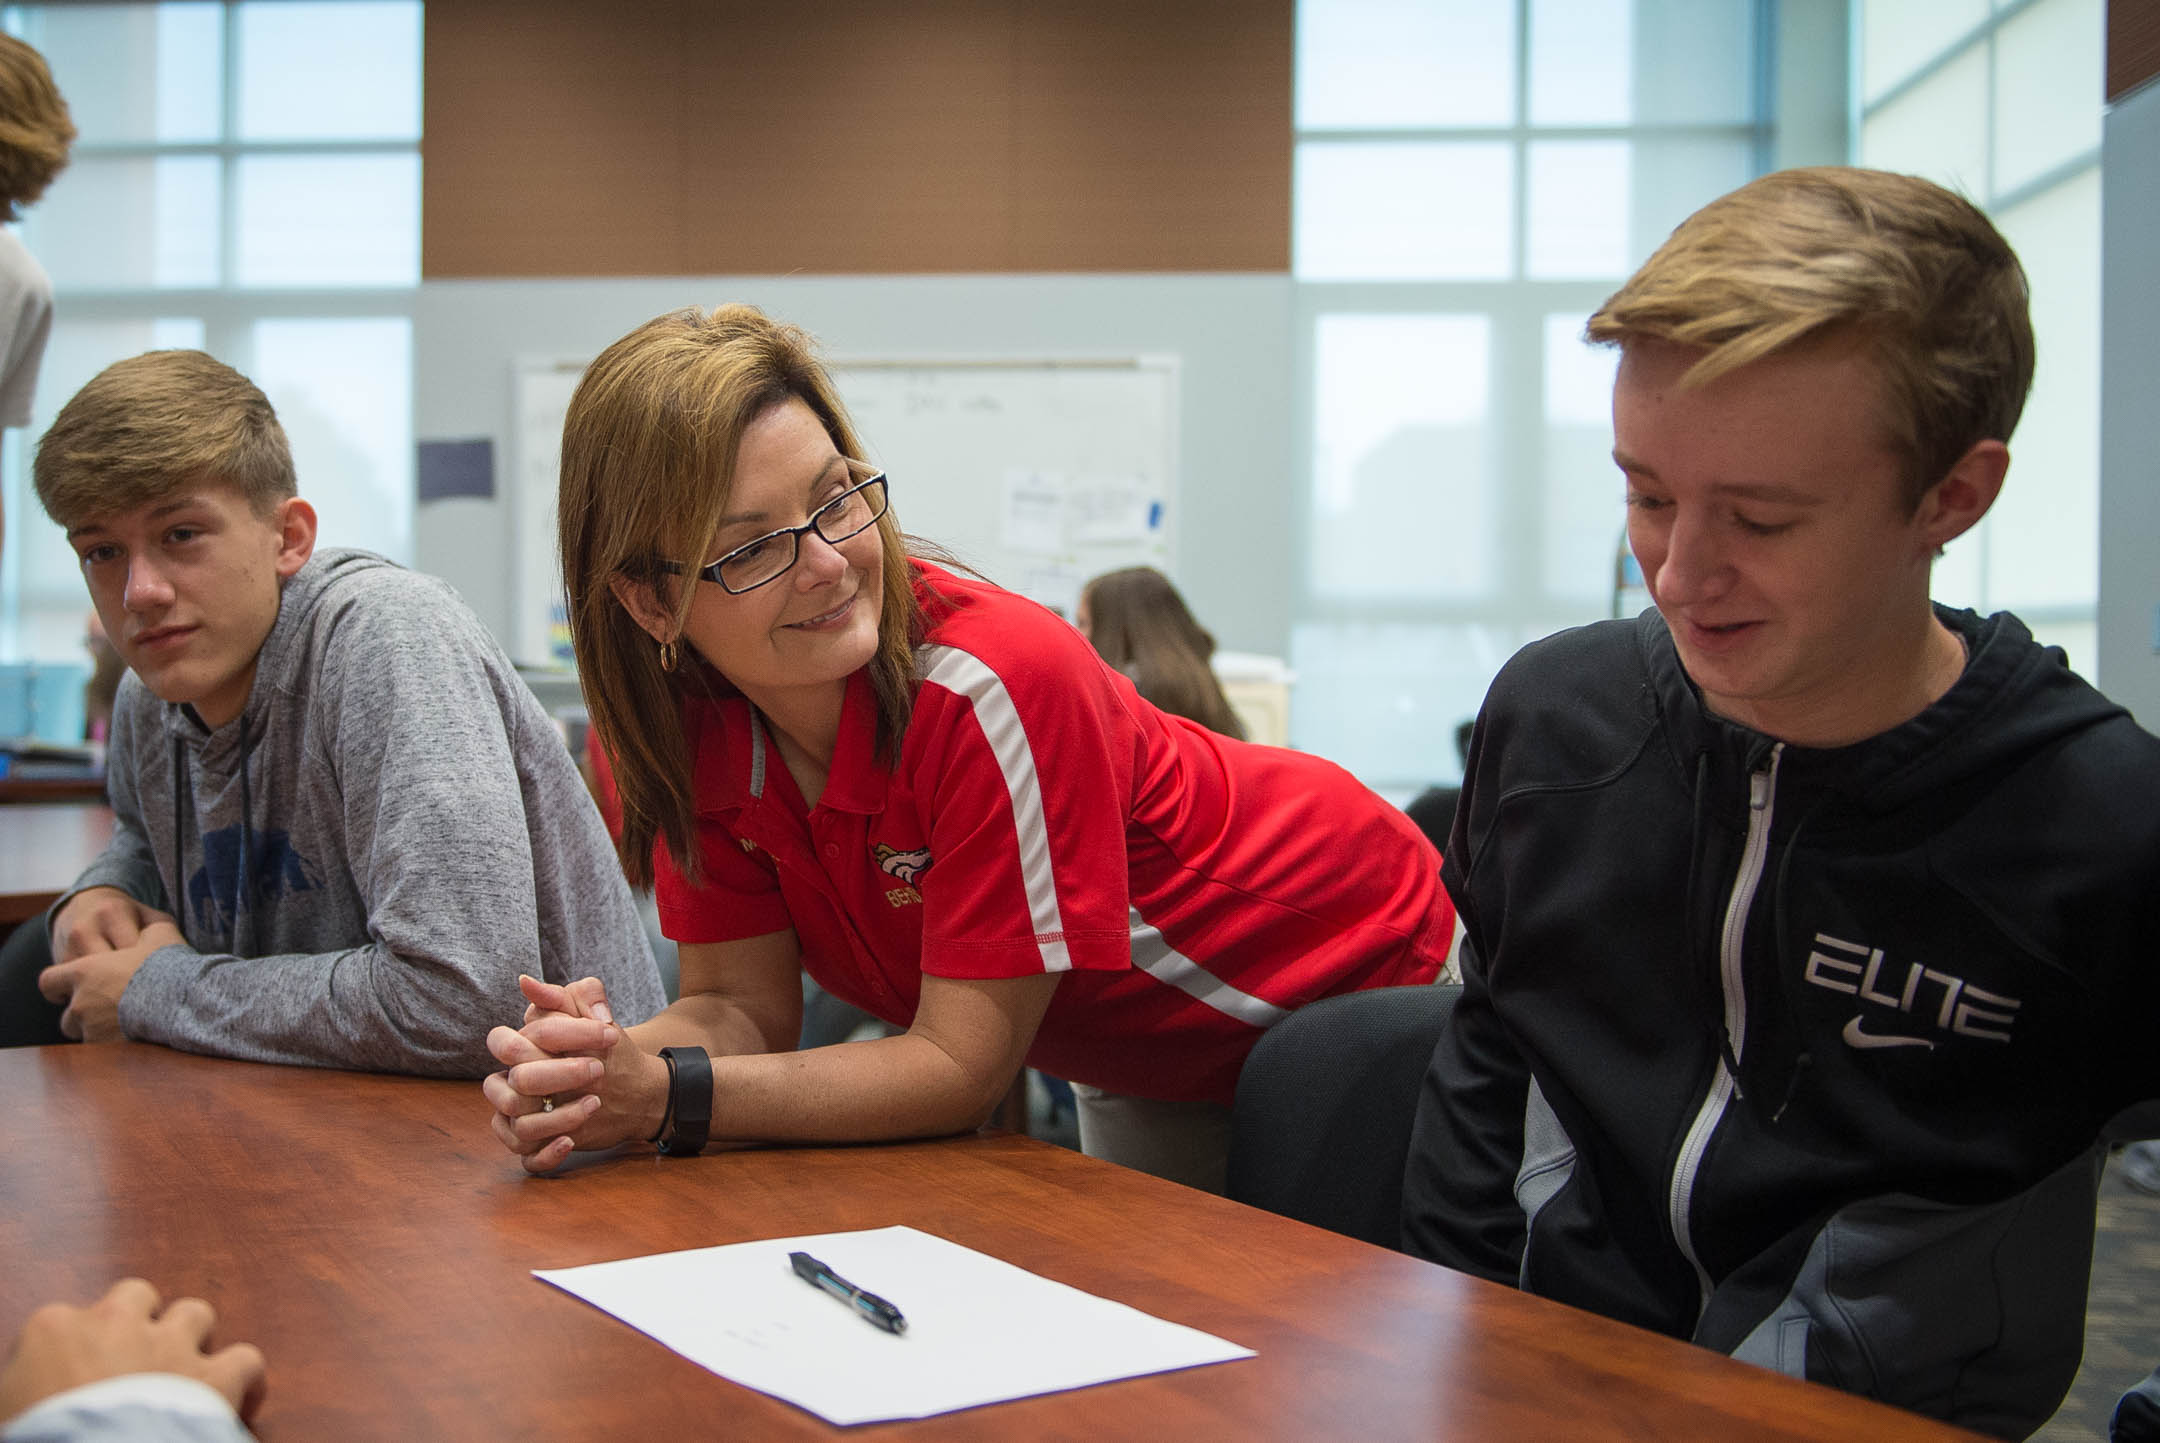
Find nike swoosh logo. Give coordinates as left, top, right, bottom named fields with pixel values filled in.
left=1842, top=1016, right=1937, bottom=1051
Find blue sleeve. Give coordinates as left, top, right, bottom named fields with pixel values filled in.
left=2, top=1375, right=251, bottom=1443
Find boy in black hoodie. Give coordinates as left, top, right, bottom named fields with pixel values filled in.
left=1401, top=167, right=2160, bottom=1440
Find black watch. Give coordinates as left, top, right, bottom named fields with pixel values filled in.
left=656, top=1046, right=712, bottom=1156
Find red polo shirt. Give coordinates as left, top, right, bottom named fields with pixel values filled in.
left=654, top=562, right=1452, bottom=1103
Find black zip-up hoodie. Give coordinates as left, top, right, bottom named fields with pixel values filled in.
left=1403, top=605, right=2160, bottom=1440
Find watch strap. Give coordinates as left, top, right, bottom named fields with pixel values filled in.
left=656, top=1046, right=712, bottom=1156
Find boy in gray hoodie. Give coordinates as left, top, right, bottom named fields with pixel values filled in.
left=13, top=348, right=663, bottom=1076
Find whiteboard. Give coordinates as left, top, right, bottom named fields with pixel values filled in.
left=830, top=358, right=1177, bottom=619
left=512, top=357, right=586, bottom=668
left=512, top=355, right=1177, bottom=667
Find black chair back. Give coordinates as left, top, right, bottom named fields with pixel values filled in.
left=1227, top=984, right=1461, bottom=1249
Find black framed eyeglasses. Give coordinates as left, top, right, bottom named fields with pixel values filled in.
left=662, top=473, right=890, bottom=595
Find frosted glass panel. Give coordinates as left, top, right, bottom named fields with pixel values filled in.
left=1526, top=141, right=1630, bottom=280
left=1985, top=169, right=2099, bottom=609
left=20, top=155, right=220, bottom=289
left=251, top=318, right=413, bottom=563
left=237, top=1, right=421, bottom=140
left=1296, top=0, right=1514, bottom=128
left=1860, top=46, right=1989, bottom=200
left=1992, top=0, right=2102, bottom=195
left=1634, top=2, right=1756, bottom=124
left=1932, top=524, right=1984, bottom=612
left=1529, top=0, right=1631, bottom=125
left=1310, top=314, right=1493, bottom=600
left=12, top=3, right=222, bottom=144
left=1543, top=313, right=1617, bottom=428
left=1543, top=314, right=1623, bottom=606
left=4, top=317, right=208, bottom=661
left=1861, top=0, right=1989, bottom=103
left=1629, top=136, right=1756, bottom=267
left=235, top=154, right=420, bottom=287
left=2029, top=620, right=2095, bottom=679
left=1296, top=142, right=1513, bottom=281
left=1289, top=621, right=1534, bottom=787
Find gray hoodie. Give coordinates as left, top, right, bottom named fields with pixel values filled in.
left=60, top=548, right=664, bottom=1076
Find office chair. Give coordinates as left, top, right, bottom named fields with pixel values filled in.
left=1227, top=983, right=1462, bottom=1250
left=1401, top=784, right=1460, bottom=852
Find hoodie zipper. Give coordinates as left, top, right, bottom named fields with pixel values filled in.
left=1667, top=741, right=1783, bottom=1317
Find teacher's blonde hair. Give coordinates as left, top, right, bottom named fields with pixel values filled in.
left=558, top=303, right=920, bottom=887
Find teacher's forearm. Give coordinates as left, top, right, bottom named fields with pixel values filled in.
left=625, top=992, right=781, bottom=1059
left=699, top=1031, right=1005, bottom=1147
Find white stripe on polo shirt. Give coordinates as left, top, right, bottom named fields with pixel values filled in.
left=919, top=644, right=1074, bottom=972
left=1128, top=908, right=1291, bottom=1028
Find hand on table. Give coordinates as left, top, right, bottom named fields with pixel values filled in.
left=0, top=1278, right=267, bottom=1426
left=482, top=975, right=669, bottom=1174
left=49, top=887, right=177, bottom=964
left=38, top=921, right=185, bottom=1043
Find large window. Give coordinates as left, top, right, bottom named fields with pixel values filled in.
left=1288, top=0, right=1769, bottom=788
left=1856, top=0, right=2103, bottom=671
left=0, top=1, right=420, bottom=664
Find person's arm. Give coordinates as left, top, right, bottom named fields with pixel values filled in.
left=114, top=587, right=640, bottom=1077
left=38, top=692, right=182, bottom=1040
left=483, top=929, right=1059, bottom=1172
left=0, top=1280, right=263, bottom=1443
left=1398, top=932, right=1532, bottom=1282
left=1400, top=706, right=1532, bottom=1282
left=49, top=686, right=173, bottom=956
left=0, top=1374, right=251, bottom=1443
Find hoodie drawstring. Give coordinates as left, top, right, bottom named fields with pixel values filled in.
left=169, top=711, right=255, bottom=952
left=237, top=711, right=253, bottom=955
left=1684, top=748, right=1714, bottom=1048
left=170, top=738, right=184, bottom=928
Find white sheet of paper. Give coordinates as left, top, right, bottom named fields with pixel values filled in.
left=534, top=1225, right=1254, bottom=1425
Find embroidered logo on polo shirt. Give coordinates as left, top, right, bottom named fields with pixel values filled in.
left=873, top=843, right=928, bottom=908
left=873, top=843, right=931, bottom=883
left=739, top=838, right=758, bottom=854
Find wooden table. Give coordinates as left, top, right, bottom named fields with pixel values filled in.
left=0, top=1045, right=1986, bottom=1442
left=0, top=774, right=108, bottom=805
left=0, top=801, right=113, bottom=925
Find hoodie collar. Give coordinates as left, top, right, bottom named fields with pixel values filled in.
left=155, top=547, right=393, bottom=752
left=1647, top=605, right=2121, bottom=809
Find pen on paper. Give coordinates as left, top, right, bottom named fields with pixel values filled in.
left=789, top=1251, right=908, bottom=1334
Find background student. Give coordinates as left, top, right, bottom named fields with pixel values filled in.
left=0, top=1279, right=262, bottom=1443
left=7, top=349, right=664, bottom=1071
left=0, top=31, right=70, bottom=558
left=1075, top=565, right=1245, bottom=740
left=481, top=303, right=1454, bottom=1192
left=1399, top=167, right=2160, bottom=1440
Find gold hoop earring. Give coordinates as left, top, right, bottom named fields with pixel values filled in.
left=658, top=638, right=681, bottom=673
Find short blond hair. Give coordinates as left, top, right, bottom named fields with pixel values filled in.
left=33, top=351, right=296, bottom=529
left=0, top=33, right=73, bottom=221
left=1587, top=167, right=2034, bottom=509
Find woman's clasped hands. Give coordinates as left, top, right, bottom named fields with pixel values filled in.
left=481, top=974, right=670, bottom=1174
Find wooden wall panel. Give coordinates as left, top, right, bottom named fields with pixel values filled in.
left=425, top=5, right=690, bottom=276
left=424, top=1, right=1292, bottom=278
left=675, top=1, right=1023, bottom=275
left=2110, top=0, right=2160, bottom=102
left=1007, top=4, right=1293, bottom=271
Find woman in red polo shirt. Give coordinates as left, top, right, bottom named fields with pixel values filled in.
left=480, top=304, right=1453, bottom=1192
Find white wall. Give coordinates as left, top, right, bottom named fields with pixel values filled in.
left=412, top=274, right=1294, bottom=658
left=2098, top=78, right=2160, bottom=730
